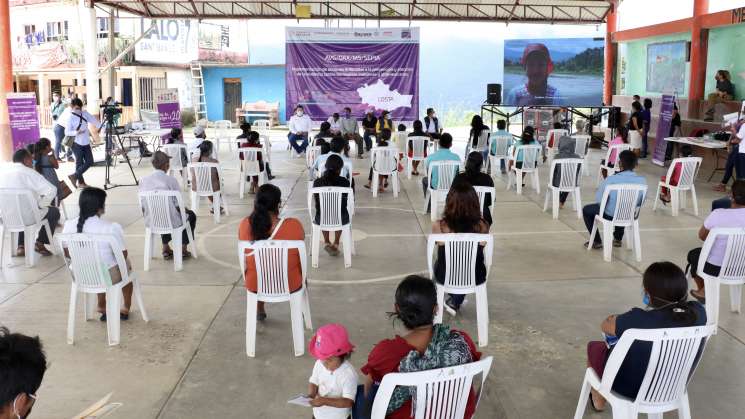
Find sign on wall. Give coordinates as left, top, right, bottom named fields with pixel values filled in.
left=135, top=19, right=198, bottom=64
left=6, top=92, right=40, bottom=150
left=155, top=88, right=181, bottom=129
left=285, top=27, right=419, bottom=121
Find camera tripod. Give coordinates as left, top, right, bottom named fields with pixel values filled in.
left=103, top=112, right=139, bottom=190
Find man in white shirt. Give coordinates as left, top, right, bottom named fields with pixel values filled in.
left=288, top=105, right=312, bottom=155
left=313, top=137, right=354, bottom=182
left=327, top=113, right=342, bottom=135
left=139, top=151, right=197, bottom=260
left=0, top=149, right=60, bottom=256
left=423, top=107, right=443, bottom=140
left=339, top=107, right=363, bottom=159
left=65, top=98, right=102, bottom=188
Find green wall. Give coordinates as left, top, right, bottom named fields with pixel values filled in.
left=705, top=23, right=745, bottom=100
left=618, top=32, right=691, bottom=98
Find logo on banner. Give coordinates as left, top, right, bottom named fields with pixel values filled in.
left=357, top=79, right=413, bottom=111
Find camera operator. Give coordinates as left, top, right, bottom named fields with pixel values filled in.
left=66, top=98, right=102, bottom=189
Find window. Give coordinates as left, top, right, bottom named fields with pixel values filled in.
left=138, top=77, right=167, bottom=111
left=96, top=17, right=120, bottom=38
left=46, top=21, right=68, bottom=41
left=23, top=25, right=35, bottom=35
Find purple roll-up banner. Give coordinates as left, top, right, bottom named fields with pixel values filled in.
left=652, top=94, right=675, bottom=166
left=6, top=92, right=40, bottom=151
left=155, top=88, right=181, bottom=129
left=286, top=27, right=419, bottom=122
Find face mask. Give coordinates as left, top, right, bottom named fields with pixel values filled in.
left=13, top=393, right=36, bottom=419
left=642, top=290, right=650, bottom=307
left=296, top=110, right=303, bottom=116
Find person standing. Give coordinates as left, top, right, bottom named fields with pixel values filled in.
left=640, top=98, right=652, bottom=158
left=713, top=118, right=745, bottom=192
left=627, top=101, right=644, bottom=157
left=288, top=105, right=311, bottom=155
left=51, top=92, right=71, bottom=161
left=424, top=108, right=442, bottom=140
left=339, top=107, right=363, bottom=158
left=65, top=98, right=102, bottom=189
left=361, top=111, right=377, bottom=152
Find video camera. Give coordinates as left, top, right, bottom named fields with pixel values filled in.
left=100, top=101, right=123, bottom=121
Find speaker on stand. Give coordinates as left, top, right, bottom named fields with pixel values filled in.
left=486, top=84, right=502, bottom=105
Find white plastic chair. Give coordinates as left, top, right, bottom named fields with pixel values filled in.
left=424, top=160, right=461, bottom=222
left=543, top=158, right=583, bottom=219
left=506, top=144, right=541, bottom=195
left=489, top=134, right=512, bottom=176
left=188, top=162, right=230, bottom=224
left=588, top=184, right=648, bottom=262
left=237, top=147, right=267, bottom=199
left=0, top=188, right=59, bottom=267
left=546, top=128, right=568, bottom=156
left=306, top=145, right=322, bottom=173
left=407, top=136, right=429, bottom=180
left=572, top=135, right=591, bottom=176
left=138, top=190, right=197, bottom=272
left=58, top=233, right=149, bottom=346
left=466, top=129, right=490, bottom=159
left=473, top=185, right=495, bottom=221
left=253, top=119, right=271, bottom=132
left=573, top=325, right=715, bottom=419
left=160, top=143, right=189, bottom=189
left=371, top=356, right=494, bottom=419
left=238, top=239, right=312, bottom=357
left=370, top=146, right=400, bottom=197
left=259, top=133, right=272, bottom=165
left=597, top=143, right=633, bottom=185
left=695, top=227, right=745, bottom=330
left=427, top=233, right=493, bottom=347
left=653, top=157, right=702, bottom=216
left=307, top=187, right=355, bottom=268
left=213, top=120, right=232, bottom=154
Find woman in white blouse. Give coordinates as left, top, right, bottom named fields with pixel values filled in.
left=62, top=187, right=133, bottom=321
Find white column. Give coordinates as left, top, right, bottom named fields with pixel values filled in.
left=37, top=72, right=47, bottom=126
left=80, top=0, right=99, bottom=116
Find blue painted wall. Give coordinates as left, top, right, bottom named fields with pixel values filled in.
left=202, top=65, right=286, bottom=123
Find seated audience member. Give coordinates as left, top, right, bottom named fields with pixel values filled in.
left=31, top=138, right=63, bottom=203
left=552, top=135, right=582, bottom=208
left=166, top=127, right=189, bottom=168
left=712, top=196, right=732, bottom=211
left=423, top=108, right=443, bottom=140
left=468, top=115, right=490, bottom=161
left=237, top=131, right=265, bottom=194
left=547, top=121, right=564, bottom=149
left=361, top=275, right=481, bottom=418
left=454, top=152, right=494, bottom=225
left=659, top=145, right=693, bottom=204
left=361, top=111, right=377, bottom=152
left=327, top=113, right=342, bottom=135
left=238, top=184, right=305, bottom=320
left=375, top=110, right=393, bottom=135
left=365, top=129, right=394, bottom=192
left=340, top=107, right=363, bottom=159
left=190, top=140, right=223, bottom=214
left=585, top=262, right=705, bottom=412
left=407, top=120, right=428, bottom=175
left=601, top=126, right=629, bottom=179
left=316, top=121, right=333, bottom=141
left=0, top=148, right=59, bottom=257
left=394, top=123, right=407, bottom=166
left=0, top=327, right=47, bottom=419
left=237, top=122, right=274, bottom=180
left=432, top=180, right=490, bottom=311
left=139, top=151, right=197, bottom=260
left=313, top=155, right=351, bottom=256
left=189, top=125, right=207, bottom=156
left=490, top=119, right=513, bottom=174
left=288, top=105, right=311, bottom=155
left=307, top=324, right=357, bottom=418
left=508, top=126, right=537, bottom=171
left=583, top=150, right=647, bottom=249
left=422, top=133, right=460, bottom=212
left=705, top=70, right=735, bottom=121
left=687, top=180, right=745, bottom=302
left=315, top=137, right=353, bottom=184
left=62, top=187, right=133, bottom=320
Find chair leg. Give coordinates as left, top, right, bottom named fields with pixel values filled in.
left=691, top=186, right=699, bottom=216
left=574, top=190, right=582, bottom=219
left=289, top=292, right=306, bottom=357
left=67, top=283, right=78, bottom=345
left=246, top=292, right=258, bottom=357
left=392, top=173, right=399, bottom=198
left=704, top=277, right=720, bottom=329
left=552, top=190, right=559, bottom=219
left=652, top=184, right=661, bottom=212
left=430, top=191, right=439, bottom=222
left=24, top=227, right=35, bottom=267
left=372, top=172, right=379, bottom=197
left=42, top=221, right=57, bottom=255
left=191, top=192, right=198, bottom=212
left=516, top=172, right=523, bottom=195
left=342, top=227, right=352, bottom=268
left=542, top=190, right=550, bottom=213
left=106, top=289, right=121, bottom=346
left=534, top=171, right=540, bottom=194
left=132, top=276, right=148, bottom=322
left=239, top=170, right=245, bottom=199
left=573, top=374, right=591, bottom=419
left=0, top=228, right=5, bottom=267
left=602, top=223, right=612, bottom=262
left=143, top=229, right=152, bottom=272
left=84, top=292, right=95, bottom=321
left=311, top=226, right=320, bottom=268
left=186, top=227, right=198, bottom=258
left=588, top=221, right=598, bottom=251
left=633, top=222, right=642, bottom=262
left=647, top=413, right=663, bottom=419
left=671, top=188, right=679, bottom=217
left=475, top=285, right=489, bottom=347
left=730, top=284, right=742, bottom=314
left=172, top=231, right=183, bottom=272
left=677, top=392, right=692, bottom=419
left=434, top=284, right=445, bottom=324
left=212, top=194, right=221, bottom=224
left=407, top=159, right=412, bottom=180
left=301, top=287, right=313, bottom=330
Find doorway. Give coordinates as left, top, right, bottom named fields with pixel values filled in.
left=223, top=78, right=242, bottom=122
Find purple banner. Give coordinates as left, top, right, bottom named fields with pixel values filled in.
left=652, top=94, right=675, bottom=166
left=155, top=88, right=181, bottom=129
left=7, top=93, right=40, bottom=151
left=286, top=31, right=419, bottom=122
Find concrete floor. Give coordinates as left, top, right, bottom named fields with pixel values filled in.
left=1, top=130, right=744, bottom=419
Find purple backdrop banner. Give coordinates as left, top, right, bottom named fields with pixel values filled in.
left=7, top=92, right=40, bottom=151
left=286, top=28, right=419, bottom=122
left=155, top=88, right=181, bottom=129
left=652, top=94, right=675, bottom=166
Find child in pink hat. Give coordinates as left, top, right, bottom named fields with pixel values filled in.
left=307, top=323, right=358, bottom=419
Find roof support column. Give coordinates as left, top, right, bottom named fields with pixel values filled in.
left=80, top=0, right=100, bottom=116
left=687, top=0, right=709, bottom=118
left=603, top=0, right=617, bottom=105
left=0, top=0, right=14, bottom=160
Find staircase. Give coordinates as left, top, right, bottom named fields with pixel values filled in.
left=190, top=61, right=207, bottom=122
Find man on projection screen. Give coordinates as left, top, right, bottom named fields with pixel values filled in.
left=506, top=43, right=564, bottom=106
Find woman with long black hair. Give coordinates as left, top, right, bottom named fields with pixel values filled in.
left=313, top=154, right=351, bottom=256
left=453, top=152, right=494, bottom=225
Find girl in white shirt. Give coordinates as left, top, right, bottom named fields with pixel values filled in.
left=62, top=187, right=133, bottom=321
left=307, top=324, right=358, bottom=419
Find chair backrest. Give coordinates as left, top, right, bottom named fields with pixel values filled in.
left=548, top=129, right=568, bottom=148
left=214, top=120, right=231, bottom=139
left=600, top=326, right=715, bottom=410
left=409, top=136, right=429, bottom=159
left=665, top=157, right=702, bottom=189
left=549, top=158, right=584, bottom=190
left=237, top=239, right=306, bottom=299
left=237, top=147, right=263, bottom=175
left=307, top=186, right=354, bottom=228
left=473, top=186, right=495, bottom=216
left=0, top=188, right=43, bottom=230
left=571, top=135, right=591, bottom=157
left=698, top=227, right=745, bottom=285
left=427, top=233, right=493, bottom=290
left=472, top=129, right=489, bottom=151
left=491, top=134, right=512, bottom=158
left=306, top=146, right=322, bottom=170
left=371, top=356, right=493, bottom=419
left=254, top=119, right=271, bottom=130
left=160, top=143, right=187, bottom=170
left=395, top=131, right=408, bottom=151
left=138, top=190, right=186, bottom=232
left=57, top=233, right=129, bottom=291
left=427, top=161, right=461, bottom=191
left=604, top=143, right=633, bottom=163
left=514, top=144, right=541, bottom=171
left=598, top=184, right=647, bottom=224
left=188, top=162, right=221, bottom=194
left=372, top=147, right=399, bottom=174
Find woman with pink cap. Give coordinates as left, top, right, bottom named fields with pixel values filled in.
left=307, top=323, right=358, bottom=419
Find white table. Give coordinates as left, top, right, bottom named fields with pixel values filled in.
left=664, top=136, right=728, bottom=181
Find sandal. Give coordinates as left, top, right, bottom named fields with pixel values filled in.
left=34, top=243, right=52, bottom=256
left=589, top=391, right=605, bottom=412
left=162, top=250, right=174, bottom=260
left=712, top=183, right=726, bottom=192
left=690, top=290, right=706, bottom=304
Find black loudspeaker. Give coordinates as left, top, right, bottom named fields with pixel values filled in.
left=486, top=83, right=502, bottom=105
left=608, top=106, right=622, bottom=129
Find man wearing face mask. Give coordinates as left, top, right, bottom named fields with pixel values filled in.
left=50, top=92, right=69, bottom=161
left=288, top=105, right=311, bottom=155
left=339, top=107, right=363, bottom=158
left=423, top=108, right=442, bottom=140
left=0, top=327, right=47, bottom=419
